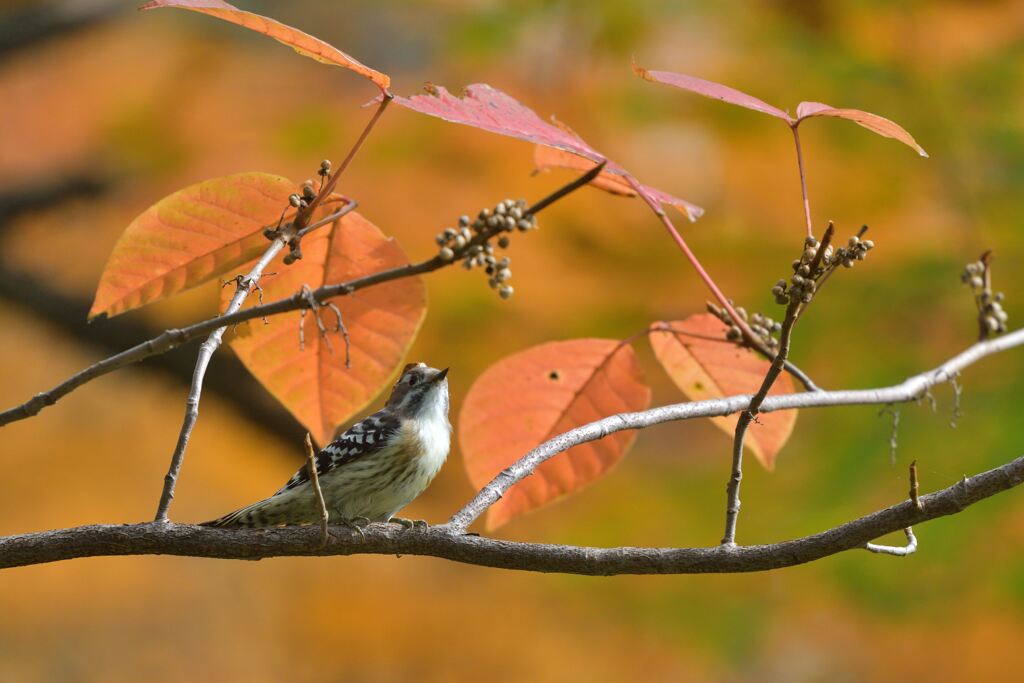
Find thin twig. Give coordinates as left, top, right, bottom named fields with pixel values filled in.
left=782, top=359, right=821, bottom=392
left=879, top=405, right=901, bottom=465
left=3, top=452, right=1023, bottom=573
left=864, top=527, right=918, bottom=557
left=790, top=123, right=813, bottom=238
left=304, top=95, right=392, bottom=219
left=295, top=200, right=359, bottom=238
left=909, top=459, right=922, bottom=510
left=721, top=226, right=834, bottom=545
left=525, top=160, right=606, bottom=214
left=448, top=328, right=1024, bottom=532
left=0, top=165, right=605, bottom=429
left=154, top=236, right=289, bottom=522
left=304, top=433, right=329, bottom=549
left=626, top=176, right=771, bottom=356
left=721, top=297, right=800, bottom=545
left=950, top=373, right=963, bottom=429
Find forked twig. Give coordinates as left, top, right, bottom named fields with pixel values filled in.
left=298, top=286, right=351, bottom=367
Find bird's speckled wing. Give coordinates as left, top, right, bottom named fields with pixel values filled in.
left=275, top=410, right=402, bottom=494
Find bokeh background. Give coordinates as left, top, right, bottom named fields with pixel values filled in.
left=2, top=1, right=1023, bottom=681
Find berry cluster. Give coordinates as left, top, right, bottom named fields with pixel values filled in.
left=962, top=258, right=1008, bottom=336
left=263, top=160, right=337, bottom=265
left=707, top=302, right=781, bottom=349
left=434, top=198, right=537, bottom=300
left=772, top=231, right=874, bottom=306
left=287, top=179, right=318, bottom=212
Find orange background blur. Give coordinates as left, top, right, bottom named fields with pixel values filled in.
left=1, top=1, right=1023, bottom=681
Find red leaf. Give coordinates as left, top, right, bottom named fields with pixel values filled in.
left=633, top=62, right=793, bottom=121
left=796, top=102, right=928, bottom=157
left=395, top=83, right=610, bottom=166
left=459, top=339, right=651, bottom=530
left=649, top=315, right=797, bottom=469
left=90, top=172, right=298, bottom=320
left=395, top=83, right=702, bottom=221
left=634, top=64, right=927, bottom=158
left=141, top=0, right=390, bottom=92
left=224, top=212, right=426, bottom=444
left=532, top=146, right=703, bottom=221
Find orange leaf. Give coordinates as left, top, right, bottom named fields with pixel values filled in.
left=533, top=145, right=635, bottom=196
left=141, top=0, right=390, bottom=92
left=649, top=315, right=797, bottom=469
left=90, top=172, right=298, bottom=320
left=532, top=146, right=703, bottom=221
left=224, top=212, right=425, bottom=444
left=459, top=339, right=651, bottom=531
left=796, top=101, right=928, bottom=157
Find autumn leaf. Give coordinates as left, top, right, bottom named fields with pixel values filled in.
left=634, top=63, right=927, bottom=157
left=90, top=172, right=299, bottom=320
left=223, top=212, right=425, bottom=444
left=532, top=146, right=703, bottom=221
left=459, top=339, right=651, bottom=531
left=633, top=63, right=791, bottom=121
left=533, top=145, right=633, bottom=195
left=140, top=0, right=390, bottom=92
left=794, top=102, right=928, bottom=157
left=649, top=315, right=797, bottom=470
left=395, top=83, right=702, bottom=220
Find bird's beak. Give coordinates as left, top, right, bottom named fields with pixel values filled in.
left=432, top=367, right=449, bottom=383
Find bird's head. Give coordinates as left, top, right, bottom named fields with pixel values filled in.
left=386, top=363, right=450, bottom=420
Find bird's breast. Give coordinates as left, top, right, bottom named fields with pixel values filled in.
left=403, top=415, right=451, bottom=477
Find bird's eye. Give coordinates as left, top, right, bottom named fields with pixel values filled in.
left=408, top=375, right=419, bottom=386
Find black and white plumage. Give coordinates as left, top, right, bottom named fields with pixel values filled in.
left=202, top=363, right=451, bottom=528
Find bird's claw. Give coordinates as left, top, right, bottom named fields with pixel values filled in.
left=388, top=517, right=428, bottom=531
left=338, top=517, right=367, bottom=540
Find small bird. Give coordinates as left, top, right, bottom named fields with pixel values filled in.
left=202, top=363, right=451, bottom=529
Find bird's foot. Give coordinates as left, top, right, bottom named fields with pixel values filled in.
left=338, top=517, right=368, bottom=540
left=388, top=517, right=428, bottom=531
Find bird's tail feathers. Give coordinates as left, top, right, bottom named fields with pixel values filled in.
left=199, top=497, right=274, bottom=528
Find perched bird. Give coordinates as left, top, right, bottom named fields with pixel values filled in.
left=202, top=363, right=451, bottom=529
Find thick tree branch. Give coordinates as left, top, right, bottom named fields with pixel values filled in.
left=0, top=163, right=607, bottom=429
left=449, top=326, right=1024, bottom=530
left=2, top=452, right=1021, bottom=573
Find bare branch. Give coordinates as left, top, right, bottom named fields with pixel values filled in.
left=449, top=326, right=1024, bottom=530
left=722, top=286, right=805, bottom=545
left=304, top=433, right=330, bottom=549
left=2, top=452, right=1021, bottom=573
left=910, top=459, right=922, bottom=511
left=783, top=359, right=821, bottom=392
left=154, top=236, right=289, bottom=522
left=864, top=527, right=918, bottom=557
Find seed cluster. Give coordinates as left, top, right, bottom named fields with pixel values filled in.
left=962, top=259, right=1008, bottom=336
left=434, top=198, right=537, bottom=300
left=707, top=302, right=781, bottom=349
left=772, top=232, right=874, bottom=306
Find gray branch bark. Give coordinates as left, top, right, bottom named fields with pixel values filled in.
left=1, top=452, right=1020, bottom=573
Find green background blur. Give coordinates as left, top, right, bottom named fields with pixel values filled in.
left=1, top=1, right=1022, bottom=681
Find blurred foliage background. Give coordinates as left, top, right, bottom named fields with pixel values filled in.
left=1, top=0, right=1022, bottom=680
